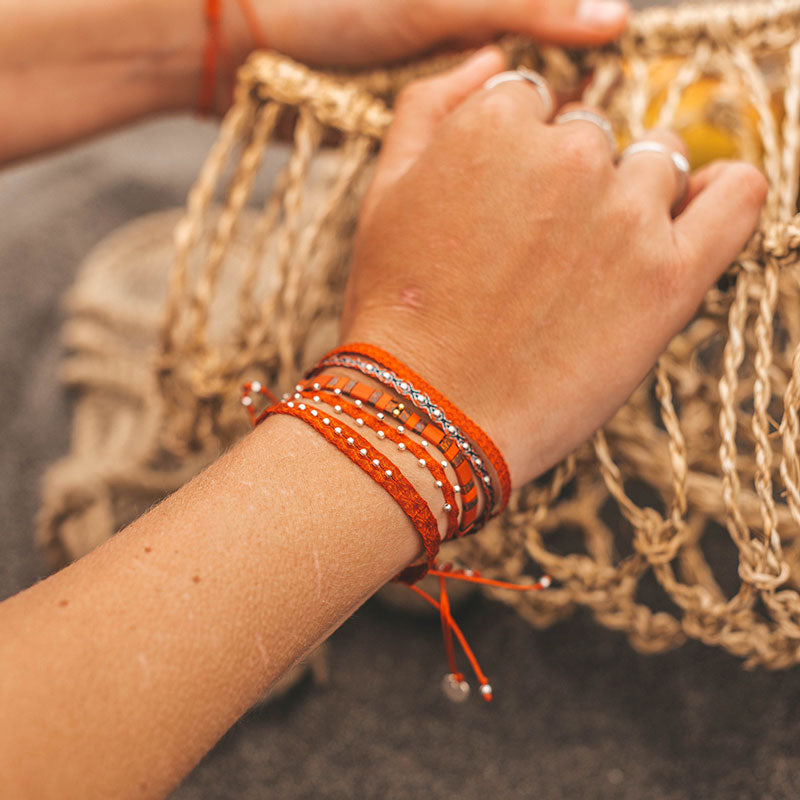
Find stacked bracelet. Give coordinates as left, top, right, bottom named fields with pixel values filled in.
left=243, top=345, right=546, bottom=701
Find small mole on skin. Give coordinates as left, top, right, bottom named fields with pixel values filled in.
left=144, top=546, right=152, bottom=554
left=192, top=575, right=201, bottom=584
left=57, top=599, right=69, bottom=608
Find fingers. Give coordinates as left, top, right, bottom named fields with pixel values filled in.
left=438, top=0, right=630, bottom=47
left=672, top=160, right=768, bottom=299
left=616, top=130, right=689, bottom=215
left=554, top=102, right=617, bottom=158
left=361, top=46, right=506, bottom=221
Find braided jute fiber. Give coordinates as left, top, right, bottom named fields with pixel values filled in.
left=39, top=0, right=800, bottom=669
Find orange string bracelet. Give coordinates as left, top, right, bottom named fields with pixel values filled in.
left=298, top=389, right=461, bottom=540
left=296, top=374, right=480, bottom=534
left=199, top=0, right=268, bottom=115
left=241, top=380, right=552, bottom=701
left=310, top=355, right=496, bottom=527
left=318, top=344, right=512, bottom=512
left=260, top=401, right=443, bottom=579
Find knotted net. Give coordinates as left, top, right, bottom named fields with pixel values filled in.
left=40, top=0, right=800, bottom=668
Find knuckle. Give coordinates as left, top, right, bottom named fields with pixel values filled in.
left=472, top=88, right=531, bottom=128
left=557, top=127, right=613, bottom=172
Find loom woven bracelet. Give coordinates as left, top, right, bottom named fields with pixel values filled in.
left=295, top=389, right=460, bottom=539
left=297, top=379, right=479, bottom=535
left=260, top=401, right=441, bottom=583
left=317, top=344, right=512, bottom=511
left=307, top=357, right=495, bottom=521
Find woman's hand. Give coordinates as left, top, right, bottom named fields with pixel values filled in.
left=245, top=0, right=630, bottom=67
left=340, top=47, right=768, bottom=487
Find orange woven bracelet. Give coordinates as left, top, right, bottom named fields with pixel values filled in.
left=296, top=378, right=479, bottom=535
left=260, top=401, right=442, bottom=583
left=300, top=388, right=461, bottom=539
left=310, top=345, right=511, bottom=517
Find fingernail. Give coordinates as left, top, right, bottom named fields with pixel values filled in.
left=577, top=0, right=629, bottom=25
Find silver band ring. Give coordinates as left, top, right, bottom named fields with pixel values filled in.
left=482, top=68, right=554, bottom=118
left=554, top=110, right=617, bottom=157
left=618, top=140, right=690, bottom=211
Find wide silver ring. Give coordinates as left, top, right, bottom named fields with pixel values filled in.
left=482, top=68, right=554, bottom=118
left=618, top=140, right=690, bottom=211
left=554, top=110, right=617, bottom=157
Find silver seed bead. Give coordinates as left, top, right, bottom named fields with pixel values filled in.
left=453, top=485, right=461, bottom=493
left=397, top=426, right=405, bottom=433
left=418, top=458, right=426, bottom=467
left=435, top=480, right=443, bottom=489
left=355, top=399, right=362, bottom=407
left=295, top=384, right=303, bottom=392
left=298, top=403, right=306, bottom=410
left=251, top=381, right=262, bottom=393
left=356, top=418, right=364, bottom=426
left=421, top=441, right=428, bottom=448
left=365, top=364, right=374, bottom=372
left=372, top=459, right=380, bottom=467
left=241, top=396, right=252, bottom=406
left=444, top=503, right=452, bottom=512
left=334, top=427, right=342, bottom=434
left=310, top=409, right=318, bottom=417
left=322, top=418, right=330, bottom=425
left=441, top=460, right=448, bottom=469
left=377, top=430, right=385, bottom=439
left=359, top=448, right=367, bottom=456
left=385, top=469, right=392, bottom=478
left=447, top=425, right=456, bottom=434
left=480, top=684, right=493, bottom=699
left=475, top=458, right=483, bottom=466
left=540, top=576, right=552, bottom=588
left=377, top=412, right=384, bottom=420
left=400, top=382, right=409, bottom=391
left=347, top=437, right=355, bottom=445
left=334, top=405, right=342, bottom=413
left=483, top=475, right=491, bottom=484
left=383, top=371, right=391, bottom=379
left=433, top=409, right=443, bottom=418
left=313, top=395, right=320, bottom=402
left=334, top=388, right=342, bottom=395
left=398, top=443, right=406, bottom=451
left=287, top=401, right=295, bottom=408
left=463, top=569, right=474, bottom=577
left=294, top=393, right=301, bottom=400
left=313, top=383, right=321, bottom=390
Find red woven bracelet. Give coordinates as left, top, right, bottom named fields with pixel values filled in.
left=199, top=0, right=269, bottom=115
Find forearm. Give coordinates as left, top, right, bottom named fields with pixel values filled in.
left=0, top=411, right=430, bottom=799
left=0, top=0, right=206, bottom=164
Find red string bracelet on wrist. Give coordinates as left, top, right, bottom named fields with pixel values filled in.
left=199, top=0, right=269, bottom=116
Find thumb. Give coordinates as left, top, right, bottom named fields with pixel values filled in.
left=361, top=46, right=505, bottom=223
left=429, top=0, right=630, bottom=47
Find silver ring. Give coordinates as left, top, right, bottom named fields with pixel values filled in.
left=554, top=110, right=617, bottom=157
left=482, top=68, right=554, bottom=118
left=618, top=140, right=690, bottom=211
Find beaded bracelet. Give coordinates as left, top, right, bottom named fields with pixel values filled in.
left=295, top=377, right=479, bottom=534
left=318, top=343, right=512, bottom=511
left=295, top=390, right=461, bottom=539
left=262, top=401, right=442, bottom=582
